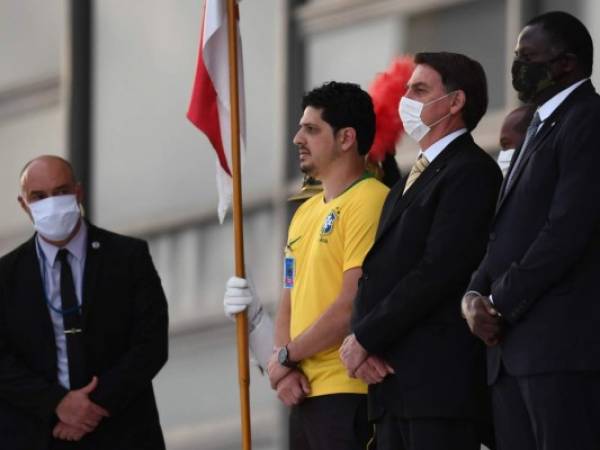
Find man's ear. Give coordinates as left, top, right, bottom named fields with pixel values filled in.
left=18, top=195, right=33, bottom=222
left=556, top=53, right=578, bottom=77
left=75, top=183, right=84, bottom=205
left=339, top=127, right=357, bottom=152
left=450, top=90, right=466, bottom=115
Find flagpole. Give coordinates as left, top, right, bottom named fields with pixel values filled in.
left=226, top=1, right=252, bottom=449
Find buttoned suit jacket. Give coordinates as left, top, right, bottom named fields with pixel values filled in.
left=468, top=80, right=600, bottom=384
left=351, top=133, right=502, bottom=423
left=0, top=224, right=168, bottom=450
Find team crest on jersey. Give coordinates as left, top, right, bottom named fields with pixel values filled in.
left=320, top=207, right=340, bottom=242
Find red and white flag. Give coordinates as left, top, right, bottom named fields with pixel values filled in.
left=187, top=0, right=245, bottom=223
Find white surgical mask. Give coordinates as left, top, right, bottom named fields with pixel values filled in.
left=497, top=148, right=515, bottom=177
left=399, top=92, right=456, bottom=142
left=28, top=194, right=81, bottom=242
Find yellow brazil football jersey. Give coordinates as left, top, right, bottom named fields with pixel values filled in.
left=285, top=176, right=389, bottom=397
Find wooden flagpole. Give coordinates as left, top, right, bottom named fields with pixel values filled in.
left=226, top=0, right=252, bottom=449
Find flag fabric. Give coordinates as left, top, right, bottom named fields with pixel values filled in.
left=187, top=0, right=246, bottom=223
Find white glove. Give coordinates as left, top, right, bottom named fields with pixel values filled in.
left=224, top=276, right=262, bottom=331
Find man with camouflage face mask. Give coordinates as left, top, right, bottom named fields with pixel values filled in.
left=463, top=11, right=600, bottom=450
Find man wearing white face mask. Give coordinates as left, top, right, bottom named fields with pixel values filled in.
left=340, top=52, right=502, bottom=450
left=0, top=155, right=168, bottom=449
left=497, top=105, right=535, bottom=177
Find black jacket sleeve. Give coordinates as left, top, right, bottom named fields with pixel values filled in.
left=89, top=241, right=169, bottom=414
left=0, top=259, right=68, bottom=420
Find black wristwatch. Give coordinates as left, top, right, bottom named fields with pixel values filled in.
left=278, top=345, right=299, bottom=369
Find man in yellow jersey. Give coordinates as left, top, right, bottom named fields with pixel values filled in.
left=226, top=81, right=389, bottom=449
left=274, top=81, right=390, bottom=450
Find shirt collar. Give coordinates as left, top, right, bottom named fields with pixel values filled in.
left=537, top=79, right=588, bottom=122
left=37, top=220, right=88, bottom=267
left=419, top=128, right=467, bottom=163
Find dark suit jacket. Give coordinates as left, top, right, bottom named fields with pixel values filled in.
left=469, top=80, right=600, bottom=384
left=0, top=224, right=169, bottom=450
left=351, top=133, right=502, bottom=422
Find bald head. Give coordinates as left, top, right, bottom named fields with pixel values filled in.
left=499, top=106, right=535, bottom=150
left=18, top=155, right=81, bottom=206
left=20, top=155, right=76, bottom=192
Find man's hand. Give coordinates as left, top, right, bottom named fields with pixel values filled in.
left=461, top=294, right=502, bottom=346
left=267, top=350, right=292, bottom=389
left=276, top=370, right=311, bottom=407
left=339, top=334, right=368, bottom=377
left=55, top=376, right=110, bottom=432
left=52, top=421, right=87, bottom=441
left=354, top=356, right=395, bottom=385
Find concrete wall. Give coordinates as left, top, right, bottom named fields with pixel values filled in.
left=0, top=0, right=67, bottom=254
left=92, top=0, right=287, bottom=231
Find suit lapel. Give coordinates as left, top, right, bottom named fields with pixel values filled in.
left=496, top=119, right=557, bottom=209
left=375, top=181, right=405, bottom=240
left=375, top=134, right=468, bottom=243
left=22, top=237, right=56, bottom=343
left=82, top=224, right=103, bottom=324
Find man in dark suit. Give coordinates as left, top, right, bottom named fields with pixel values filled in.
left=339, top=52, right=502, bottom=450
left=462, top=11, right=600, bottom=450
left=0, top=155, right=168, bottom=449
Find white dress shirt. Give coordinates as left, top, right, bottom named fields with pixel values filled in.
left=419, top=128, right=468, bottom=163
left=535, top=78, right=588, bottom=129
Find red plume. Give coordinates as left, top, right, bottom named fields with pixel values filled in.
left=367, top=56, right=415, bottom=163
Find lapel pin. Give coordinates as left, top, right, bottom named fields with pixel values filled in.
left=91, top=241, right=101, bottom=250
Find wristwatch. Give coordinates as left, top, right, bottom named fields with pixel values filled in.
left=277, top=345, right=299, bottom=369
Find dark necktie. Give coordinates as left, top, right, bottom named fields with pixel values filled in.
left=57, top=249, right=86, bottom=389
left=505, top=111, right=542, bottom=191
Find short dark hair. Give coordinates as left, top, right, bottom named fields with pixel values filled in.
left=527, top=11, right=593, bottom=77
left=414, top=52, right=488, bottom=131
left=301, top=81, right=376, bottom=155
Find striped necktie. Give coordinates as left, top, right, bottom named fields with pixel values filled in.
left=403, top=154, right=430, bottom=194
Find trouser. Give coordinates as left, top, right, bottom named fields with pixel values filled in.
left=369, top=412, right=481, bottom=450
left=49, top=439, right=80, bottom=450
left=492, top=368, right=600, bottom=450
left=289, top=393, right=369, bottom=450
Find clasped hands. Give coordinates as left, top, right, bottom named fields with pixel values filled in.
left=268, top=336, right=395, bottom=408
left=339, top=334, right=394, bottom=385
left=53, top=376, right=110, bottom=441
left=267, top=350, right=310, bottom=407
left=461, top=293, right=503, bottom=346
